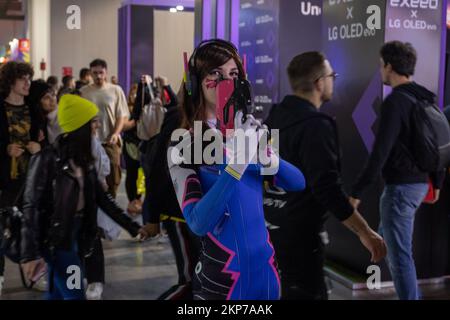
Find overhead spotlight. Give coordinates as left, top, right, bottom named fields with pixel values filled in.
left=176, top=5, right=184, bottom=11
left=447, top=7, right=450, bottom=28
left=170, top=7, right=177, bottom=13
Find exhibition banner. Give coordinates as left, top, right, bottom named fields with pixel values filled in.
left=385, top=0, right=446, bottom=107
left=322, top=0, right=387, bottom=275
left=239, top=0, right=279, bottom=119
left=279, top=0, right=323, bottom=98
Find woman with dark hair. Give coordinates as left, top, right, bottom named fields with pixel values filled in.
left=20, top=94, right=148, bottom=300
left=168, top=40, right=306, bottom=300
left=27, top=80, right=60, bottom=145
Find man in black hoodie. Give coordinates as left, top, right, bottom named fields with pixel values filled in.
left=266, top=52, right=386, bottom=300
left=350, top=41, right=444, bottom=300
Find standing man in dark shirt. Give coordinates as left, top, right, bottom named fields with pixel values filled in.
left=266, top=52, right=386, bottom=300
left=350, top=41, right=444, bottom=300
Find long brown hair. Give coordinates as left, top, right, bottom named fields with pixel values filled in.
left=180, top=41, right=245, bottom=129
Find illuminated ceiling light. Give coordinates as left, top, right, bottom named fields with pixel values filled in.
left=447, top=8, right=450, bottom=28
left=169, top=7, right=177, bottom=13
left=176, top=5, right=184, bottom=11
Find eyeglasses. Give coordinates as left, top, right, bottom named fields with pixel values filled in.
left=315, top=72, right=339, bottom=82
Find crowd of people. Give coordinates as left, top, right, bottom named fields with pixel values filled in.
left=0, top=39, right=446, bottom=301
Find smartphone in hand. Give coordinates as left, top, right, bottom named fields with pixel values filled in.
left=216, top=79, right=236, bottom=134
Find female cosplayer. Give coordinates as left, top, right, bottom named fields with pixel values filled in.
left=168, top=40, right=306, bottom=300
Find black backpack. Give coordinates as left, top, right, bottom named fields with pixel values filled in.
left=401, top=92, right=450, bottom=172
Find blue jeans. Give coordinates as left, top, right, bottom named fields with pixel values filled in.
left=45, top=216, right=85, bottom=300
left=379, top=183, right=428, bottom=300
left=45, top=249, right=85, bottom=300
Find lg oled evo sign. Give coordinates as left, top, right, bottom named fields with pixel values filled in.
left=322, top=1, right=387, bottom=274
left=239, top=0, right=280, bottom=119
left=385, top=0, right=445, bottom=105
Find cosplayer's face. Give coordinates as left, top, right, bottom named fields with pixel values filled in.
left=201, top=58, right=239, bottom=111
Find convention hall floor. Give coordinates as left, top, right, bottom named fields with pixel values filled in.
left=2, top=180, right=450, bottom=300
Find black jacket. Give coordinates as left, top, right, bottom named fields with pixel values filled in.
left=266, top=95, right=354, bottom=225
left=352, top=82, right=444, bottom=198
left=20, top=142, right=141, bottom=263
left=143, top=106, right=183, bottom=224
left=0, top=98, right=40, bottom=191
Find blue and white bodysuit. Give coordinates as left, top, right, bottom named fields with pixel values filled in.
left=168, top=131, right=305, bottom=300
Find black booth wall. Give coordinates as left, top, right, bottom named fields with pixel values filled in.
left=278, top=0, right=323, bottom=99
left=321, top=0, right=388, bottom=277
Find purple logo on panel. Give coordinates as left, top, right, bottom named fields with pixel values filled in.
left=266, top=71, right=275, bottom=89
left=267, top=31, right=276, bottom=47
left=352, top=72, right=382, bottom=152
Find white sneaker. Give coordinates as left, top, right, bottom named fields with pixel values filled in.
left=33, top=277, right=48, bottom=292
left=0, top=276, right=4, bottom=297
left=86, top=282, right=103, bottom=300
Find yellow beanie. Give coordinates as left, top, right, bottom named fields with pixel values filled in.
left=58, top=94, right=99, bottom=133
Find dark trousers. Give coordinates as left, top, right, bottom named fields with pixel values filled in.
left=46, top=215, right=85, bottom=300
left=46, top=249, right=85, bottom=300
left=84, top=235, right=105, bottom=284
left=0, top=179, right=24, bottom=278
left=123, top=144, right=141, bottom=202
left=103, top=143, right=122, bottom=198
left=158, top=220, right=200, bottom=300
left=269, top=222, right=328, bottom=300
left=0, top=254, right=4, bottom=276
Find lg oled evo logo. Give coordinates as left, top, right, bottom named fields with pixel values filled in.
left=300, top=1, right=322, bottom=16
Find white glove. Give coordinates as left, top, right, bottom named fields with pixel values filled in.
left=259, top=127, right=280, bottom=176
left=225, top=111, right=260, bottom=180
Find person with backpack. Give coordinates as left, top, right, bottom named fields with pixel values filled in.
left=350, top=41, right=446, bottom=300
left=265, top=51, right=387, bottom=300
left=125, top=75, right=178, bottom=216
